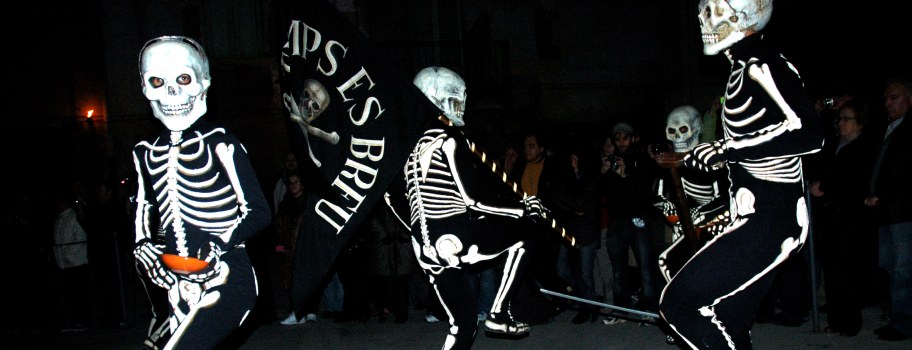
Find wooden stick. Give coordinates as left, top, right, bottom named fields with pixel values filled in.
left=655, top=152, right=700, bottom=252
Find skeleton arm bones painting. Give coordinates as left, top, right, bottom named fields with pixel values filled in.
left=658, top=1, right=823, bottom=349
left=131, top=36, right=271, bottom=350
left=386, top=67, right=548, bottom=350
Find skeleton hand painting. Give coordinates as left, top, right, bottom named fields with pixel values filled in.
left=658, top=1, right=823, bottom=348
left=134, top=240, right=177, bottom=289
left=386, top=66, right=537, bottom=349
left=132, top=36, right=271, bottom=349
left=283, top=79, right=339, bottom=167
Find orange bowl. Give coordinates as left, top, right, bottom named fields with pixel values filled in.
left=161, top=254, right=209, bottom=274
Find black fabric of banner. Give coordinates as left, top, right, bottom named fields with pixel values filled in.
left=280, top=1, right=439, bottom=314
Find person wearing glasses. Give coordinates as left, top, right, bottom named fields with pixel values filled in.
left=809, top=99, right=878, bottom=337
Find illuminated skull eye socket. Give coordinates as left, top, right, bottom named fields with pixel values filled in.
left=177, top=74, right=192, bottom=85
left=139, top=36, right=211, bottom=132
left=666, top=126, right=692, bottom=135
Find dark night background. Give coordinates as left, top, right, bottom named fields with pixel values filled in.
left=4, top=0, right=911, bottom=214
left=2, top=0, right=911, bottom=343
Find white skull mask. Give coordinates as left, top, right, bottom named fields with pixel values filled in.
left=140, top=36, right=211, bottom=132
left=697, top=0, right=772, bottom=55
left=413, top=67, right=467, bottom=126
left=300, top=79, right=330, bottom=121
left=666, top=105, right=702, bottom=153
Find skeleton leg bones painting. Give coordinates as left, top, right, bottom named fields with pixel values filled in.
left=658, top=1, right=824, bottom=348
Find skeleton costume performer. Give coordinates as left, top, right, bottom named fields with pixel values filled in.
left=658, top=1, right=823, bottom=348
left=656, top=105, right=731, bottom=282
left=389, top=67, right=547, bottom=350
left=131, top=36, right=271, bottom=350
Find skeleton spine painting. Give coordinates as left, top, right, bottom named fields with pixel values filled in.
left=658, top=1, right=823, bottom=349
left=132, top=36, right=271, bottom=350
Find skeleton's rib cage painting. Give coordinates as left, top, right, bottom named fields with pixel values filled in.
left=132, top=36, right=270, bottom=350
left=404, top=127, right=529, bottom=271
left=659, top=1, right=823, bottom=349
left=135, top=129, right=252, bottom=262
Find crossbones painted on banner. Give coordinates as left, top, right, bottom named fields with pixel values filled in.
left=283, top=79, right=339, bottom=167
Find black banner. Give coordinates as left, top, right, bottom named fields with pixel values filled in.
left=280, top=2, right=439, bottom=311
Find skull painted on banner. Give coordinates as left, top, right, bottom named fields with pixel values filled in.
left=697, top=0, right=772, bottom=55
left=299, top=79, right=331, bottom=121
left=666, top=105, right=702, bottom=153
left=140, top=36, right=211, bottom=132
left=413, top=67, right=467, bottom=126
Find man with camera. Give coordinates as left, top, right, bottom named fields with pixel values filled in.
left=600, top=122, right=664, bottom=322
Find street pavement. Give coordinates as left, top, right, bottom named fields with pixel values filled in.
left=12, top=303, right=911, bottom=349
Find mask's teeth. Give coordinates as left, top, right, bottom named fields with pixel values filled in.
left=160, top=96, right=197, bottom=115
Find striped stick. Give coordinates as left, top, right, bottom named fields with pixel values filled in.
left=437, top=115, right=576, bottom=247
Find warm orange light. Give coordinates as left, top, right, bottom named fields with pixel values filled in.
left=87, top=110, right=94, bottom=119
